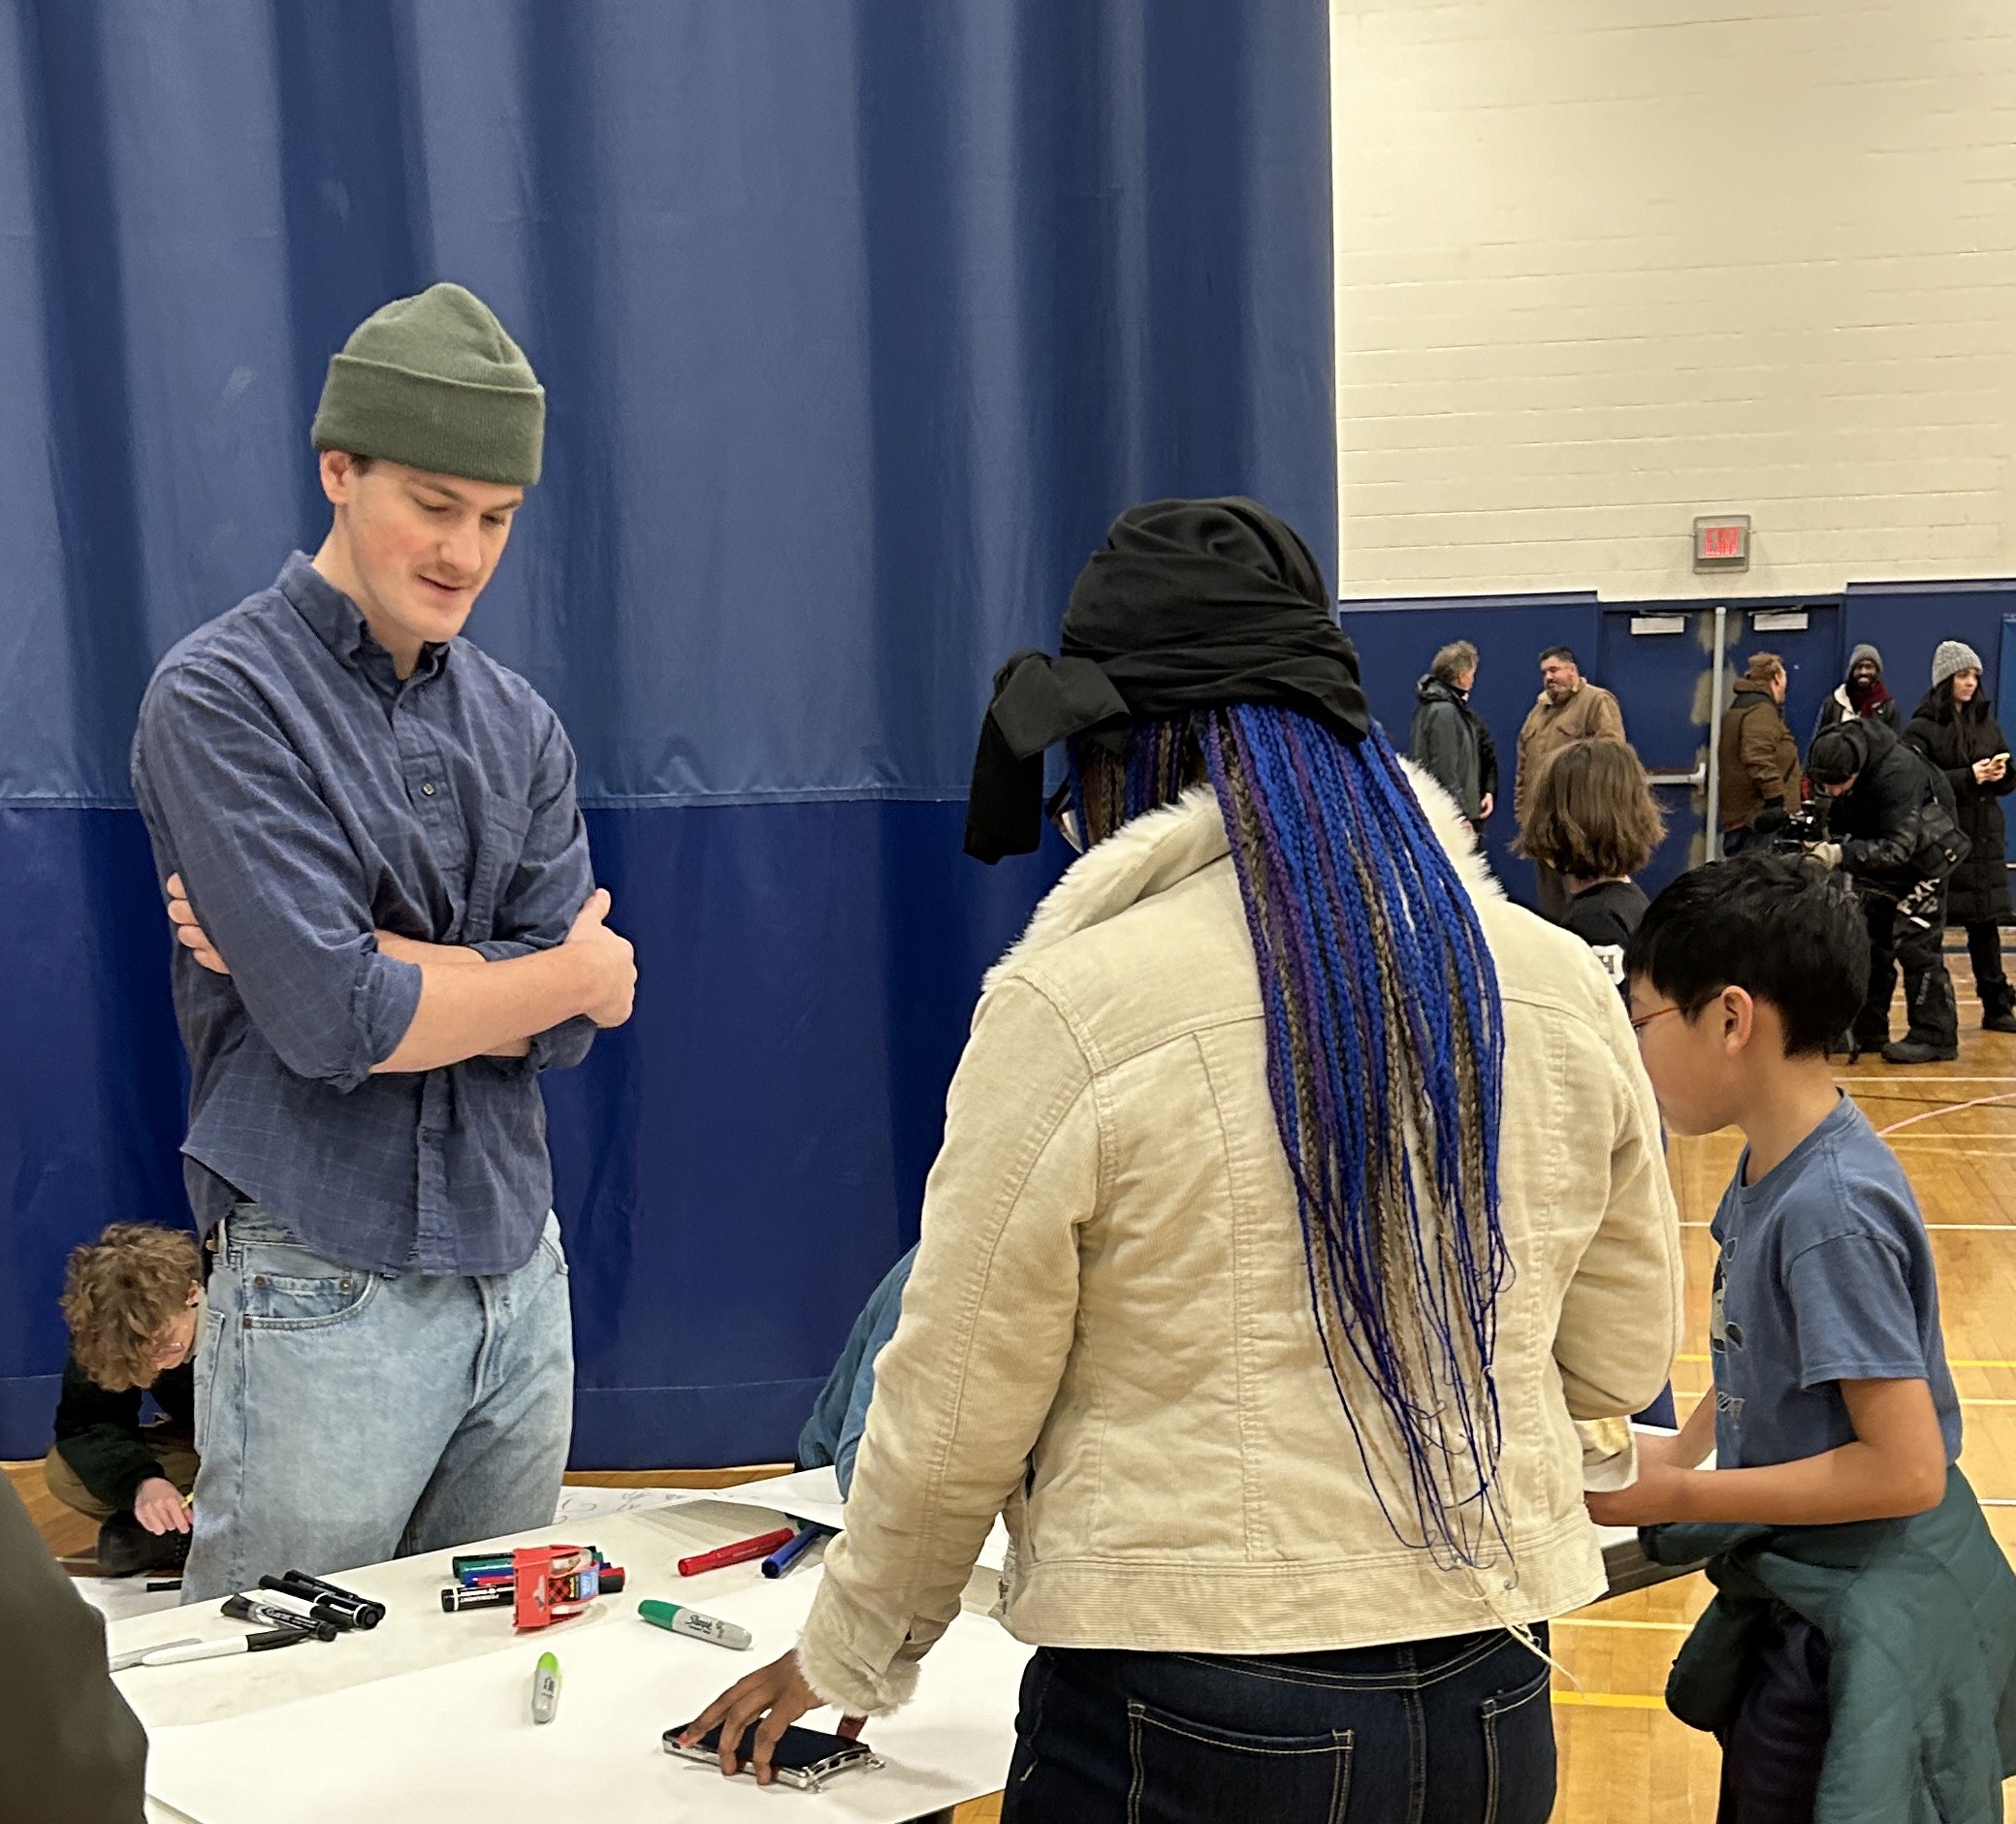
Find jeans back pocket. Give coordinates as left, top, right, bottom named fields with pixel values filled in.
left=1480, top=1663, right=1555, bottom=1824
left=1126, top=1699, right=1352, bottom=1824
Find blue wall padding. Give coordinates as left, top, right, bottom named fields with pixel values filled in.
left=0, top=1, right=1338, bottom=1462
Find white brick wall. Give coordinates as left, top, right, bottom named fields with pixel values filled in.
left=1331, top=0, right=2016, bottom=597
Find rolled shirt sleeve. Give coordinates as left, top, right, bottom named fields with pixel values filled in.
left=135, top=663, right=420, bottom=1090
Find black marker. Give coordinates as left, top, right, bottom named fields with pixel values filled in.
left=440, top=1584, right=515, bottom=1613
left=265, top=1571, right=385, bottom=1629
left=223, top=1593, right=337, bottom=1642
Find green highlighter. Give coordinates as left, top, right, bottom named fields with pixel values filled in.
left=530, top=1649, right=561, bottom=1724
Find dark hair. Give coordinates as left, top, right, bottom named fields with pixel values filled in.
left=1431, top=640, right=1479, bottom=686
left=1070, top=710, right=1507, bottom=1568
left=1625, top=852, right=1870, bottom=1056
left=1521, top=739, right=1665, bottom=879
left=1538, top=645, right=1578, bottom=666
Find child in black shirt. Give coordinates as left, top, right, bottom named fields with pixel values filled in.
left=1521, top=737, right=1666, bottom=991
left=45, top=1224, right=204, bottom=1573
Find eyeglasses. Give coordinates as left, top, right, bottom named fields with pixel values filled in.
left=1629, top=1003, right=1681, bottom=1035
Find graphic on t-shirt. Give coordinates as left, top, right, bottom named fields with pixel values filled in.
left=1589, top=944, right=1625, bottom=986
left=1710, top=1240, right=1745, bottom=1434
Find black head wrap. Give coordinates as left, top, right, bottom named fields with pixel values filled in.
left=964, top=497, right=1370, bottom=861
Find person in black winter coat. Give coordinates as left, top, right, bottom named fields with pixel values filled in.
left=1806, top=716, right=1964, bottom=1063
left=1904, top=641, right=2015, bottom=1033
left=1407, top=640, right=1498, bottom=829
left=1812, top=641, right=1903, bottom=744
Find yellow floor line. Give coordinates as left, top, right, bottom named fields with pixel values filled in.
left=1552, top=1691, right=1669, bottom=1710
left=1555, top=1617, right=1693, bottom=1631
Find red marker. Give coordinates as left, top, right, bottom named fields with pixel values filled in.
left=676, top=1526, right=797, bottom=1577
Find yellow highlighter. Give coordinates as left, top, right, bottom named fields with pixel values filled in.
left=530, top=1650, right=560, bottom=1725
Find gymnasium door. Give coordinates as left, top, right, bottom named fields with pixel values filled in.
left=1596, top=599, right=1841, bottom=899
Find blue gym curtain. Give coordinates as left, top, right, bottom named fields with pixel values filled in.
left=0, top=1, right=1337, bottom=1465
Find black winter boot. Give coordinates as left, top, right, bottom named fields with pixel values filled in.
left=1983, top=980, right=2016, bottom=1034
left=95, top=1512, right=192, bottom=1577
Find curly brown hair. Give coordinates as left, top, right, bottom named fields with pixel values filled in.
left=61, top=1223, right=202, bottom=1392
left=1521, top=738, right=1666, bottom=880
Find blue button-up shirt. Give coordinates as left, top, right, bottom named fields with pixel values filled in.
left=131, top=553, right=597, bottom=1275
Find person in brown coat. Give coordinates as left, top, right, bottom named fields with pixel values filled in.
left=1516, top=645, right=1626, bottom=916
left=1718, top=652, right=1802, bottom=854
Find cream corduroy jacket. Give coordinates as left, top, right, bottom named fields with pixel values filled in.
left=798, top=769, right=1682, bottom=1715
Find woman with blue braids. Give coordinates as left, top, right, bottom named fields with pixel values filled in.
left=687, top=499, right=1682, bottom=1822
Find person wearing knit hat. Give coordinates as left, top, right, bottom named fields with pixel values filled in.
left=129, top=283, right=636, bottom=1597
left=1812, top=641, right=1901, bottom=745
left=1805, top=709, right=1965, bottom=1064
left=1905, top=642, right=2015, bottom=1033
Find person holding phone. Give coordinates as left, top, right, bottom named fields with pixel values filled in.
left=1904, top=642, right=2015, bottom=1033
left=682, top=498, right=1680, bottom=1821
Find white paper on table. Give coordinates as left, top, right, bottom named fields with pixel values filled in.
left=702, top=1467, right=1014, bottom=1575
left=144, top=1584, right=1030, bottom=1824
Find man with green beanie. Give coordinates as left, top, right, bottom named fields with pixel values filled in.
left=131, top=283, right=637, bottom=1600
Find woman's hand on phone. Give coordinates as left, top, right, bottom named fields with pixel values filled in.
left=678, top=1649, right=863, bottom=1783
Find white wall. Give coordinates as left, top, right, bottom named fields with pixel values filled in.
left=1331, top=0, right=2016, bottom=600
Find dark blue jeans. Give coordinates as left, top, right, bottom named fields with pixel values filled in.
left=1000, top=1626, right=1555, bottom=1824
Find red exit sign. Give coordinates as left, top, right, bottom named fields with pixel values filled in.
left=1693, top=515, right=1750, bottom=569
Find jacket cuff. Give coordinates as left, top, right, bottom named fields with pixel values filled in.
left=795, top=1579, right=926, bottom=1717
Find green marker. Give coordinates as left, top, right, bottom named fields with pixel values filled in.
left=639, top=1599, right=753, bottom=1651
left=530, top=1649, right=561, bottom=1724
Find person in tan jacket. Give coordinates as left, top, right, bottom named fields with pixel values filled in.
left=688, top=500, right=1682, bottom=1823
left=1515, top=647, right=1627, bottom=919
left=1717, top=652, right=1801, bottom=853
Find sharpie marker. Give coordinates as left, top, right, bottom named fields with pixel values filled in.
left=530, top=1650, right=561, bottom=1724
left=676, top=1527, right=796, bottom=1578
left=223, top=1593, right=337, bottom=1642
left=639, top=1599, right=753, bottom=1651
left=121, top=1629, right=308, bottom=1668
left=269, top=1570, right=385, bottom=1629
left=759, top=1525, right=829, bottom=1580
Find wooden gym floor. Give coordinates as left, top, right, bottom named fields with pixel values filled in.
left=10, top=957, right=2014, bottom=1821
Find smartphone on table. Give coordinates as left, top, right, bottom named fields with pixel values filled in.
left=664, top=1719, right=881, bottom=1792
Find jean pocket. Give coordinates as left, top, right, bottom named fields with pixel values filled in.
left=240, top=1252, right=378, bottom=1331
left=192, top=1302, right=226, bottom=1456
left=1481, top=1663, right=1555, bottom=1824
left=537, top=1213, right=569, bottom=1277
left=1126, top=1700, right=1352, bottom=1824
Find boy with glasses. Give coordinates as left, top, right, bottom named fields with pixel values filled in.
left=1594, top=852, right=2014, bottom=1816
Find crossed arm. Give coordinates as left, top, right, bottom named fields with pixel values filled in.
left=166, top=873, right=635, bottom=1072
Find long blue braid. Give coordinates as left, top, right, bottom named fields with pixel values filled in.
left=1071, top=706, right=1510, bottom=1568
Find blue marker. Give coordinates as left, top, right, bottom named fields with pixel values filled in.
left=759, top=1524, right=829, bottom=1579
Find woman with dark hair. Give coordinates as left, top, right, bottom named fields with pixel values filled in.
left=1904, top=641, right=2015, bottom=1033
left=686, top=499, right=1681, bottom=1823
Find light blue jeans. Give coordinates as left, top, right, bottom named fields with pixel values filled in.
left=181, top=1203, right=574, bottom=1603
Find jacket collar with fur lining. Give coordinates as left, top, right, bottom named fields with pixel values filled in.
left=987, top=762, right=1498, bottom=993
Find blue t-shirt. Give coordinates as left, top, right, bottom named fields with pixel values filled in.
left=1710, top=1096, right=1962, bottom=1469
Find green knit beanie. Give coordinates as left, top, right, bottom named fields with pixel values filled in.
left=310, top=282, right=545, bottom=486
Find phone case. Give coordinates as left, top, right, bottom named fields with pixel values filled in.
left=663, top=1722, right=882, bottom=1793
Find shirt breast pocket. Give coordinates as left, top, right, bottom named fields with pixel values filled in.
left=461, top=796, right=534, bottom=944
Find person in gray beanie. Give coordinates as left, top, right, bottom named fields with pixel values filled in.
left=1812, top=642, right=1901, bottom=744
left=129, top=283, right=638, bottom=1598
left=1905, top=641, right=2015, bottom=1033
